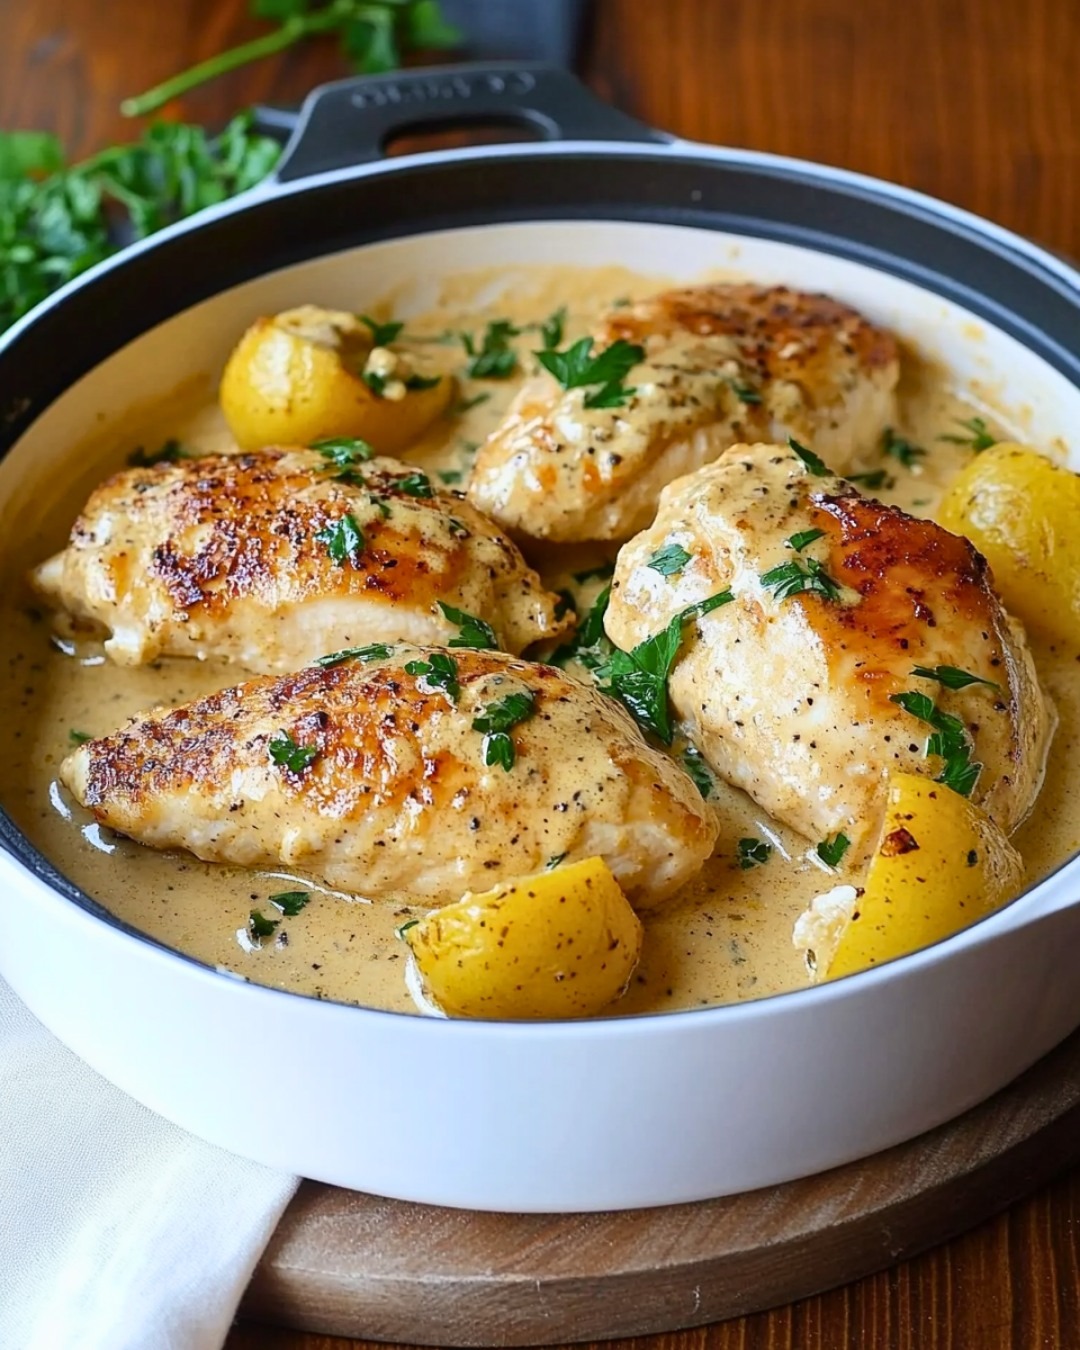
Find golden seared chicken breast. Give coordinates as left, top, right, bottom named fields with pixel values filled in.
left=32, top=447, right=569, bottom=672
left=604, top=442, right=1051, bottom=861
left=467, top=284, right=899, bottom=542
left=60, top=646, right=718, bottom=907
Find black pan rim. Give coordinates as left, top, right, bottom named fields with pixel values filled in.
left=2, top=135, right=1080, bottom=1028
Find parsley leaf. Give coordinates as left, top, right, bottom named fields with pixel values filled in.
left=939, top=416, right=997, bottom=452
left=889, top=691, right=982, bottom=797
left=462, top=319, right=519, bottom=379
left=315, top=643, right=392, bottom=668
left=760, top=557, right=841, bottom=602
left=359, top=314, right=403, bottom=347
left=404, top=652, right=460, bottom=702
left=595, top=591, right=734, bottom=743
left=68, top=729, right=92, bottom=745
left=738, top=837, right=773, bottom=869
left=546, top=852, right=568, bottom=870
left=405, top=372, right=441, bottom=392
left=310, top=437, right=375, bottom=474
left=730, top=380, right=762, bottom=405
left=788, top=437, right=832, bottom=477
left=270, top=890, right=310, bottom=917
left=128, top=438, right=189, bottom=467
left=539, top=306, right=566, bottom=351
left=647, top=543, right=692, bottom=576
left=682, top=744, right=716, bottom=799
left=911, top=664, right=1001, bottom=693
left=249, top=910, right=279, bottom=939
left=269, top=732, right=318, bottom=775
left=316, top=513, right=365, bottom=567
left=786, top=528, right=825, bottom=553
left=438, top=601, right=498, bottom=650
left=472, top=689, right=537, bottom=771
left=536, top=337, right=643, bottom=409
left=816, top=833, right=851, bottom=868
left=550, top=584, right=614, bottom=671
left=395, top=470, right=434, bottom=498
left=882, top=427, right=926, bottom=468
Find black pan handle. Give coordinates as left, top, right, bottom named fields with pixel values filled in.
left=271, top=62, right=669, bottom=184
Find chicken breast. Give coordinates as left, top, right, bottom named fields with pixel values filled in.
left=60, top=645, right=718, bottom=907
left=604, top=442, right=1052, bottom=861
left=467, top=283, right=899, bottom=542
left=32, top=448, right=569, bottom=672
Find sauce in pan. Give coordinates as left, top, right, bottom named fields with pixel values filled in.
left=2, top=265, right=1077, bottom=1014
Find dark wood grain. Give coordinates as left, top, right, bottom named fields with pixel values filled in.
left=2, top=0, right=1079, bottom=1346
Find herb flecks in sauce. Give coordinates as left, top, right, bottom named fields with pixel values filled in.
left=438, top=601, right=498, bottom=650
left=472, top=690, right=537, bottom=771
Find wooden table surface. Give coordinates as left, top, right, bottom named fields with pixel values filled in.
left=3, top=0, right=1079, bottom=1346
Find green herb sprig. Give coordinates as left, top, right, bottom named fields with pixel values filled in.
left=404, top=652, right=460, bottom=702
left=595, top=591, right=734, bottom=744
left=881, top=427, right=926, bottom=468
left=121, top=1, right=460, bottom=119
left=646, top=543, right=692, bottom=576
left=889, top=691, right=982, bottom=797
left=462, top=319, right=519, bottom=379
left=939, top=416, right=998, bottom=452
left=472, top=689, right=537, bottom=770
left=911, top=664, right=1001, bottom=693
left=816, top=833, right=851, bottom=868
left=537, top=337, right=644, bottom=409
left=739, top=837, right=773, bottom=869
left=269, top=732, right=318, bottom=774
left=438, top=601, right=498, bottom=650
left=315, top=643, right=392, bottom=668
left=270, top=890, right=310, bottom=916
left=760, top=557, right=842, bottom=603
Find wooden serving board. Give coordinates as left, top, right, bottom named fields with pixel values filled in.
left=243, top=1025, right=1080, bottom=1346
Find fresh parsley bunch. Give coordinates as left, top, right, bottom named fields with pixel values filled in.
left=0, top=113, right=280, bottom=332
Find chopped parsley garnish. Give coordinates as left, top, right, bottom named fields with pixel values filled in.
left=396, top=470, right=434, bottom=498
left=595, top=591, right=734, bottom=744
left=847, top=468, right=895, bottom=491
left=128, top=438, right=188, bottom=467
left=315, top=643, right=392, bottom=668
left=646, top=543, right=693, bottom=576
left=760, top=557, right=841, bottom=602
left=404, top=651, right=460, bottom=702
left=368, top=492, right=392, bottom=519
left=889, top=691, right=982, bottom=797
left=268, top=732, right=318, bottom=774
left=539, top=306, right=566, bottom=351
left=453, top=392, right=491, bottom=414
left=881, top=427, right=926, bottom=468
left=682, top=744, right=716, bottom=799
left=405, top=372, right=442, bottom=392
left=729, top=380, right=762, bottom=405
left=249, top=910, right=279, bottom=939
left=472, top=689, right=537, bottom=771
left=270, top=891, right=310, bottom=917
left=816, top=833, right=851, bottom=868
left=316, top=513, right=365, bottom=567
left=438, top=601, right=498, bottom=650
left=395, top=918, right=420, bottom=939
left=68, top=729, right=92, bottom=745
left=310, top=437, right=375, bottom=475
left=551, top=584, right=613, bottom=671
left=546, top=852, right=568, bottom=870
left=536, top=336, right=644, bottom=410
left=363, top=371, right=388, bottom=397
left=788, top=437, right=832, bottom=477
left=911, top=664, right=1001, bottom=693
left=359, top=314, right=403, bottom=347
left=939, top=416, right=997, bottom=452
left=786, top=528, right=825, bottom=553
left=462, top=319, right=519, bottom=379
left=738, top=837, right=773, bottom=869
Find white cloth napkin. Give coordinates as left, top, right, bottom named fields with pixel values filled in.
left=0, top=974, right=298, bottom=1350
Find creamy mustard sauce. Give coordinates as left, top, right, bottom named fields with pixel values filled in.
left=2, top=264, right=1078, bottom=1016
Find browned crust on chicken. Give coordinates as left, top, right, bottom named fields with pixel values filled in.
left=66, top=646, right=718, bottom=906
